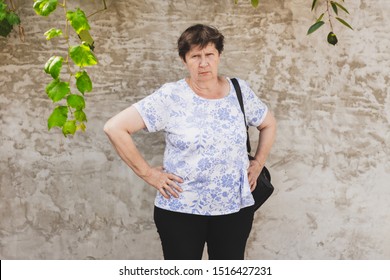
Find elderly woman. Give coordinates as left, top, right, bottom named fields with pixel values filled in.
left=104, top=24, right=276, bottom=260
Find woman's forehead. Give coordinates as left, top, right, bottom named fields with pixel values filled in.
left=188, top=43, right=217, bottom=53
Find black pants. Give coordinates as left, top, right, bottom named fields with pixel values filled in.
left=154, top=206, right=254, bottom=260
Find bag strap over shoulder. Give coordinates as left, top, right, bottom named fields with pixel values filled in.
left=231, top=78, right=251, bottom=154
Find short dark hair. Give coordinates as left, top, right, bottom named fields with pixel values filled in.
left=177, top=24, right=224, bottom=61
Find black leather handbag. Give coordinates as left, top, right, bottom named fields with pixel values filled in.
left=231, top=78, right=274, bottom=211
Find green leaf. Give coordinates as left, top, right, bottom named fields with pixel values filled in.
left=0, top=11, right=6, bottom=22
left=78, top=29, right=94, bottom=50
left=46, top=79, right=70, bottom=102
left=234, top=0, right=238, bottom=4
left=69, top=43, right=98, bottom=67
left=67, top=94, right=85, bottom=110
left=331, top=2, right=338, bottom=15
left=33, top=0, right=58, bottom=16
left=307, top=21, right=324, bottom=35
left=44, top=56, right=63, bottom=79
left=334, top=2, right=350, bottom=14
left=0, top=18, right=12, bottom=37
left=6, top=12, right=20, bottom=25
left=0, top=3, right=8, bottom=21
left=317, top=13, right=325, bottom=22
left=75, top=71, right=92, bottom=94
left=311, top=0, right=318, bottom=11
left=74, top=109, right=87, bottom=122
left=251, top=0, right=259, bottom=8
left=327, top=32, right=338, bottom=45
left=66, top=8, right=90, bottom=34
left=336, top=17, right=353, bottom=30
left=76, top=122, right=87, bottom=132
left=62, top=120, right=76, bottom=136
left=44, top=28, right=62, bottom=40
left=48, top=106, right=68, bottom=130
left=0, top=1, right=7, bottom=11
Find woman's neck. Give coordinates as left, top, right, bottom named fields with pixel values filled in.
left=187, top=76, right=228, bottom=99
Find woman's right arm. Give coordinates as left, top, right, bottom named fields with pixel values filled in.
left=103, top=106, right=183, bottom=198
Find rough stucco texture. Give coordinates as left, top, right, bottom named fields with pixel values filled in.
left=1, top=0, right=389, bottom=259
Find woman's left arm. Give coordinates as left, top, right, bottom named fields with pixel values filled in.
left=247, top=110, right=277, bottom=191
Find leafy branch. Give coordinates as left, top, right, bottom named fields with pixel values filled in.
left=0, top=0, right=24, bottom=40
left=235, top=0, right=353, bottom=45
left=307, top=0, right=353, bottom=45
left=33, top=0, right=106, bottom=136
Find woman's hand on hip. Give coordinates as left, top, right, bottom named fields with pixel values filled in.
left=141, top=166, right=184, bottom=199
left=247, top=160, right=263, bottom=192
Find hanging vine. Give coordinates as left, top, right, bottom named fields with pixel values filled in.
left=307, top=0, right=353, bottom=45
left=33, top=0, right=106, bottom=136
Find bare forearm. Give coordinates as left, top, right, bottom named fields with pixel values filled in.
left=105, top=128, right=151, bottom=178
left=253, top=112, right=276, bottom=166
left=254, top=125, right=276, bottom=166
left=104, top=106, right=183, bottom=198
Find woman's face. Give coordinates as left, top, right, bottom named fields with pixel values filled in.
left=183, top=43, right=221, bottom=82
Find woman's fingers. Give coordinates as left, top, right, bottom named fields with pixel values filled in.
left=247, top=170, right=258, bottom=192
left=249, top=175, right=257, bottom=192
left=153, top=169, right=184, bottom=199
left=248, top=160, right=262, bottom=192
left=158, top=182, right=181, bottom=199
left=166, top=175, right=184, bottom=191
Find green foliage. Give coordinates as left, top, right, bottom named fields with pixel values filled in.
left=33, top=0, right=99, bottom=137
left=48, top=106, right=68, bottom=130
left=311, top=0, right=319, bottom=11
left=307, top=21, right=325, bottom=35
left=69, top=43, right=98, bottom=67
left=46, top=79, right=70, bottom=102
left=307, top=0, right=353, bottom=45
left=67, top=94, right=85, bottom=110
left=251, top=0, right=259, bottom=8
left=33, top=0, right=58, bottom=16
left=75, top=71, right=93, bottom=94
left=44, top=28, right=62, bottom=40
left=235, top=0, right=353, bottom=45
left=336, top=17, right=353, bottom=30
left=44, top=56, right=63, bottom=79
left=62, top=120, right=77, bottom=135
left=332, top=1, right=350, bottom=15
left=0, top=0, right=20, bottom=37
left=66, top=8, right=90, bottom=33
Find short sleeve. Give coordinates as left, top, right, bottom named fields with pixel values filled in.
left=239, top=79, right=268, bottom=127
left=133, top=84, right=169, bottom=132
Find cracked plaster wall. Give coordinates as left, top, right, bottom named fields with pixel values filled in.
left=0, top=0, right=389, bottom=259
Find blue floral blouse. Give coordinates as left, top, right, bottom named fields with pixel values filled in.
left=133, top=78, right=268, bottom=215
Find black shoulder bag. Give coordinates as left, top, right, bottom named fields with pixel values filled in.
left=231, top=78, right=274, bottom=211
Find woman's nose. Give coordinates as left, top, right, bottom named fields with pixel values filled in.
left=199, top=56, right=208, bottom=67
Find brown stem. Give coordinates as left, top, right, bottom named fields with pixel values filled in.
left=87, top=0, right=107, bottom=18
left=8, top=0, right=16, bottom=10
left=326, top=0, right=334, bottom=31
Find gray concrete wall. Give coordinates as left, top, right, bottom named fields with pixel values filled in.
left=1, top=0, right=389, bottom=259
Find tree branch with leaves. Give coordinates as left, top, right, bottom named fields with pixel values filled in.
left=307, top=0, right=353, bottom=45
left=33, top=0, right=106, bottom=136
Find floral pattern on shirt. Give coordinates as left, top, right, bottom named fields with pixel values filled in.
left=133, top=78, right=268, bottom=215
